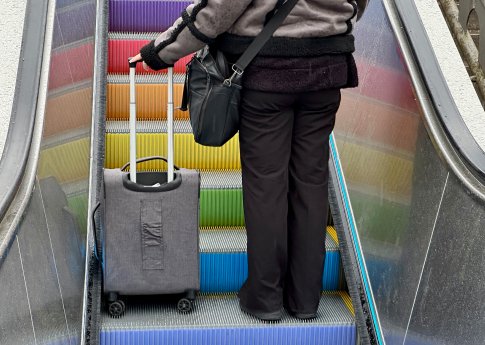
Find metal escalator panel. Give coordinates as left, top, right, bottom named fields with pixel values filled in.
left=331, top=0, right=434, bottom=343
left=333, top=0, right=485, bottom=344
left=0, top=1, right=96, bottom=344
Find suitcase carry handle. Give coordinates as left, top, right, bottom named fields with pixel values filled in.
left=121, top=172, right=182, bottom=193
left=128, top=59, right=175, bottom=184
left=120, top=156, right=180, bottom=172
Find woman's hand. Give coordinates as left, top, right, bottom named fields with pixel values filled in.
left=129, top=53, right=150, bottom=71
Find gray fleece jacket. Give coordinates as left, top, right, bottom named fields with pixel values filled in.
left=140, top=0, right=369, bottom=71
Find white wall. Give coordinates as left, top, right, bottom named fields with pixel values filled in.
left=0, top=0, right=27, bottom=159
left=414, top=0, right=485, bottom=151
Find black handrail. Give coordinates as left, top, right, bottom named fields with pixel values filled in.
left=0, top=0, right=49, bottom=223
left=395, top=1, right=485, bottom=183
left=0, top=0, right=50, bottom=267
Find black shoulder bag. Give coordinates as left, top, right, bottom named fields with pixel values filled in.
left=180, top=0, right=298, bottom=147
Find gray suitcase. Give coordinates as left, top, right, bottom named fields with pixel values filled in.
left=102, top=63, right=200, bottom=316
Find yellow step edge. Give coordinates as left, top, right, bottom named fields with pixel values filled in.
left=338, top=291, right=355, bottom=317
left=327, top=226, right=339, bottom=245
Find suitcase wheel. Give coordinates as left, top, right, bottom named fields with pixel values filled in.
left=108, top=299, right=126, bottom=317
left=177, top=298, right=194, bottom=313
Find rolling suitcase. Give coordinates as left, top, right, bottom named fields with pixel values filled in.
left=101, top=62, right=200, bottom=317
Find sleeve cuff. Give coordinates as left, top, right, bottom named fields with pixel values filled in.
left=140, top=40, right=173, bottom=71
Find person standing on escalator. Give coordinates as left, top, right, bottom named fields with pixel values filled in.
left=130, top=0, right=368, bottom=321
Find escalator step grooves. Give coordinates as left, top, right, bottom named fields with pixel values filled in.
left=200, top=189, right=244, bottom=227
left=199, top=228, right=338, bottom=253
left=109, top=32, right=160, bottom=40
left=100, top=293, right=355, bottom=345
left=108, top=39, right=191, bottom=74
left=200, top=171, right=242, bottom=189
left=106, top=83, right=187, bottom=120
left=107, top=74, right=186, bottom=84
left=105, top=133, right=241, bottom=170
left=106, top=120, right=193, bottom=133
left=198, top=228, right=341, bottom=292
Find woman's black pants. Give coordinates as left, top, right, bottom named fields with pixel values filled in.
left=237, top=87, right=341, bottom=315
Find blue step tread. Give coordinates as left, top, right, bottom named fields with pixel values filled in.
left=100, top=292, right=356, bottom=345
left=199, top=228, right=341, bottom=292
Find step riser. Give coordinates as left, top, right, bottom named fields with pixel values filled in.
left=109, top=0, right=191, bottom=32
left=200, top=190, right=244, bottom=227
left=107, top=84, right=187, bottom=120
left=105, top=133, right=241, bottom=170
left=108, top=40, right=191, bottom=74
left=200, top=251, right=342, bottom=293
left=100, top=326, right=356, bottom=345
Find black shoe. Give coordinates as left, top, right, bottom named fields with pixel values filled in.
left=286, top=309, right=317, bottom=320
left=284, top=303, right=317, bottom=320
left=239, top=301, right=282, bottom=322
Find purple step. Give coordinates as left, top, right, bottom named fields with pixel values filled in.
left=109, top=0, right=192, bottom=32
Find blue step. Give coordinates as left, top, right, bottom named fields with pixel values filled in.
left=199, top=228, right=341, bottom=293
left=100, top=292, right=356, bottom=345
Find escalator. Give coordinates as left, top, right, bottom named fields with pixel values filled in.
left=96, top=1, right=359, bottom=343
left=84, top=0, right=485, bottom=343
left=1, top=0, right=485, bottom=345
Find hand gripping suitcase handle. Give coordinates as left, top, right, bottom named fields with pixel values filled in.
left=128, top=59, right=176, bottom=183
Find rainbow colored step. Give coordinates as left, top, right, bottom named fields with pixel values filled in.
left=100, top=292, right=356, bottom=345
left=109, top=0, right=191, bottom=32
left=199, top=228, right=342, bottom=293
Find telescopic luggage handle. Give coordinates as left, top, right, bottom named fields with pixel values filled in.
left=128, top=59, right=175, bottom=183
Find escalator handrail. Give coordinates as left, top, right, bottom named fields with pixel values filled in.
left=394, top=1, right=485, bottom=189
left=0, top=0, right=50, bottom=256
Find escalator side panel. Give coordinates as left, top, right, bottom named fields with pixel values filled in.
left=0, top=0, right=97, bottom=344
left=404, top=163, right=485, bottom=344
left=336, top=0, right=485, bottom=344
left=0, top=238, right=36, bottom=345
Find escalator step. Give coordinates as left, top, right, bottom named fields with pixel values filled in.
left=106, top=120, right=192, bottom=133
left=105, top=132, right=241, bottom=170
left=200, top=189, right=244, bottom=227
left=106, top=125, right=243, bottom=226
left=199, top=228, right=340, bottom=292
left=108, top=73, right=187, bottom=84
left=107, top=83, right=188, bottom=120
left=200, top=171, right=242, bottom=189
left=193, top=170, right=246, bottom=227
left=109, top=0, right=192, bottom=32
left=100, top=292, right=356, bottom=345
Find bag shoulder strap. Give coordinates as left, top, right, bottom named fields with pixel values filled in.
left=233, top=0, right=298, bottom=74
